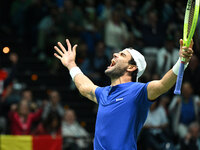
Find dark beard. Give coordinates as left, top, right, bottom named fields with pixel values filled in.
left=105, top=66, right=127, bottom=79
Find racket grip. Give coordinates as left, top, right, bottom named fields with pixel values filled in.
left=174, top=62, right=185, bottom=95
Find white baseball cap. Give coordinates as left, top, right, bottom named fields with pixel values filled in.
left=125, top=48, right=147, bottom=81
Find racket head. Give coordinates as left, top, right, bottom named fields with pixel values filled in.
left=183, top=0, right=200, bottom=48
left=174, top=0, right=199, bottom=95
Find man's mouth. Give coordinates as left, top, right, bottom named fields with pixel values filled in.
left=107, top=59, right=116, bottom=69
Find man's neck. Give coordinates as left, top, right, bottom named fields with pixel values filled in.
left=111, top=75, right=132, bottom=86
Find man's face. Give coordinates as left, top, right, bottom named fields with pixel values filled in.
left=105, top=50, right=132, bottom=79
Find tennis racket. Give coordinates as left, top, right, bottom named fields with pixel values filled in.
left=174, top=0, right=199, bottom=95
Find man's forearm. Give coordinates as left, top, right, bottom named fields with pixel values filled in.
left=147, top=69, right=177, bottom=100
left=53, top=39, right=98, bottom=103
left=159, top=69, right=177, bottom=94
left=148, top=39, right=193, bottom=100
left=74, top=73, right=98, bottom=103
left=69, top=65, right=98, bottom=103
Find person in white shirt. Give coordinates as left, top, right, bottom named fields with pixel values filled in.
left=157, top=38, right=179, bottom=77
left=104, top=9, right=129, bottom=58
left=142, top=99, right=172, bottom=150
left=62, top=109, right=89, bottom=150
left=169, top=82, right=200, bottom=139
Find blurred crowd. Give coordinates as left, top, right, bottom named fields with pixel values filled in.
left=0, top=0, right=200, bottom=150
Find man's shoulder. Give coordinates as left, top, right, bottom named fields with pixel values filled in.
left=129, top=82, right=148, bottom=88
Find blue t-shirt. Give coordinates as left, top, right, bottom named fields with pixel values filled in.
left=94, top=82, right=152, bottom=150
left=180, top=97, right=195, bottom=125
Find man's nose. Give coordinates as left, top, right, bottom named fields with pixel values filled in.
left=113, top=53, right=118, bottom=58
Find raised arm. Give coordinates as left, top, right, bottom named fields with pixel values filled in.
left=54, top=39, right=98, bottom=103
left=147, top=39, right=194, bottom=100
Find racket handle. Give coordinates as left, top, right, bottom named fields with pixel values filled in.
left=174, top=62, right=185, bottom=95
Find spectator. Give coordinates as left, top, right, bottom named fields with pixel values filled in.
left=174, top=1, right=185, bottom=24
left=37, top=5, right=61, bottom=53
left=23, top=0, right=48, bottom=50
left=59, top=0, right=84, bottom=36
left=8, top=100, right=43, bottom=135
left=21, top=89, right=32, bottom=102
left=161, top=0, right=174, bottom=23
left=82, top=41, right=109, bottom=86
left=75, top=41, right=109, bottom=87
left=0, top=53, right=18, bottom=101
left=0, top=52, right=18, bottom=134
left=77, top=42, right=90, bottom=74
left=159, top=95, right=170, bottom=115
left=169, top=82, right=200, bottom=139
left=142, top=100, right=172, bottom=150
left=97, top=0, right=113, bottom=22
left=0, top=1, right=200, bottom=149
left=184, top=55, right=200, bottom=94
left=10, top=0, right=31, bottom=37
left=20, top=89, right=39, bottom=112
left=180, top=122, right=199, bottom=150
left=69, top=42, right=90, bottom=90
left=139, top=0, right=156, bottom=19
left=84, top=0, right=96, bottom=23
left=62, top=109, right=89, bottom=150
left=42, top=90, right=64, bottom=120
left=33, top=113, right=61, bottom=136
left=141, top=10, right=166, bottom=47
left=104, top=8, right=129, bottom=58
left=124, top=0, right=141, bottom=34
left=81, top=16, right=102, bottom=57
left=157, top=37, right=179, bottom=77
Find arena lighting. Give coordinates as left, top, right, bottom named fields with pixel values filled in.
left=3, top=47, right=10, bottom=54
left=31, top=74, right=38, bottom=81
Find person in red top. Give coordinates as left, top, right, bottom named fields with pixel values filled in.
left=8, top=100, right=43, bottom=135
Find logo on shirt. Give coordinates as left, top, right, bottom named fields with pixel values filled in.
left=116, top=98, right=124, bottom=101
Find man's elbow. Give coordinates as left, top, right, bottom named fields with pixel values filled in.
left=78, top=85, right=89, bottom=97
left=148, top=88, right=166, bottom=100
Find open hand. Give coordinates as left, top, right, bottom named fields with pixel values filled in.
left=54, top=39, right=77, bottom=70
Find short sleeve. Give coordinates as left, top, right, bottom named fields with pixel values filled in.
left=95, top=87, right=104, bottom=104
left=137, top=82, right=154, bottom=107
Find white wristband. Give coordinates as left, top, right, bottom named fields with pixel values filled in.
left=172, top=58, right=189, bottom=75
left=69, top=67, right=83, bottom=81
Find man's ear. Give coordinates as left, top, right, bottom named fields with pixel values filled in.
left=127, top=65, right=137, bottom=72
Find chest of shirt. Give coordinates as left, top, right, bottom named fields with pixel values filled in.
left=97, top=93, right=140, bottom=120
left=14, top=113, right=32, bottom=129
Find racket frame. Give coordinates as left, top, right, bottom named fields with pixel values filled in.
left=174, top=0, right=199, bottom=95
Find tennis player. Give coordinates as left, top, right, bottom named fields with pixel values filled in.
left=53, top=39, right=193, bottom=150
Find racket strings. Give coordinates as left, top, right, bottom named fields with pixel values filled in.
left=188, top=1, right=195, bottom=36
